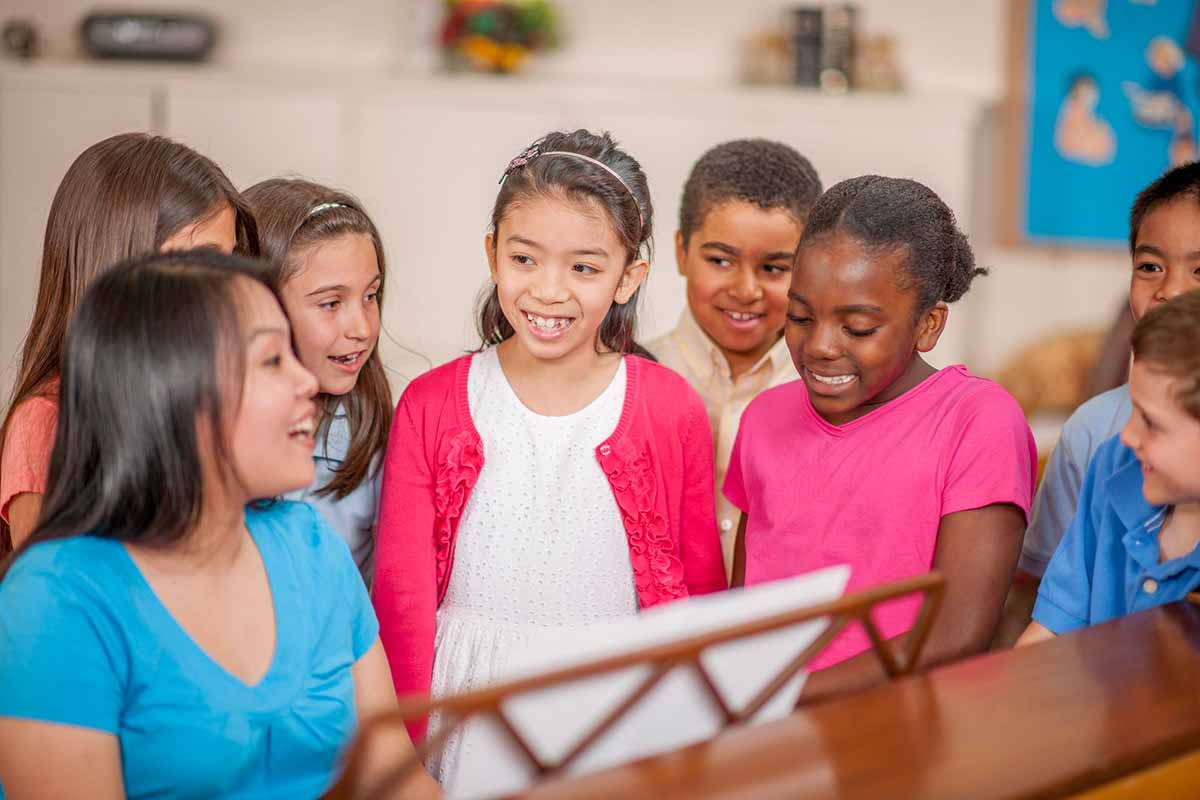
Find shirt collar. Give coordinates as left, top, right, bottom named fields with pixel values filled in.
left=1106, top=455, right=1200, bottom=575
left=1106, top=453, right=1165, bottom=533
left=673, top=307, right=792, bottom=382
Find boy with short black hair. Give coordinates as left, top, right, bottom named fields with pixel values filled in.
left=648, top=139, right=821, bottom=575
left=1020, top=162, right=1200, bottom=578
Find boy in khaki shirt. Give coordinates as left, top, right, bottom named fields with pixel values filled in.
left=648, top=139, right=822, bottom=576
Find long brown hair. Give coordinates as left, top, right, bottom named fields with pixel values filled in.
left=242, top=178, right=392, bottom=500
left=479, top=129, right=656, bottom=358
left=0, top=132, right=258, bottom=551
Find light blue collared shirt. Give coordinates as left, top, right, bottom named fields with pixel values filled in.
left=1033, top=435, right=1200, bottom=633
left=285, top=406, right=379, bottom=585
left=1020, top=384, right=1132, bottom=576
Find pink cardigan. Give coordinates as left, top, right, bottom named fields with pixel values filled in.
left=372, top=353, right=726, bottom=739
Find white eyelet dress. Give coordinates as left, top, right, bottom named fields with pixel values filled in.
left=426, top=347, right=639, bottom=787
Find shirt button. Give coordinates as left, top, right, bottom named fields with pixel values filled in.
left=721, top=519, right=733, bottom=531
left=599, top=444, right=612, bottom=456
left=1144, top=578, right=1159, bottom=595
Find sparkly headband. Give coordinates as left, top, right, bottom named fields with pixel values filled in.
left=306, top=201, right=347, bottom=218
left=499, top=143, right=645, bottom=232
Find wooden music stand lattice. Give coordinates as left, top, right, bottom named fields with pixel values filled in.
left=326, top=571, right=946, bottom=800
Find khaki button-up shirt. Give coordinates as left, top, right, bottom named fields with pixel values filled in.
left=647, top=310, right=796, bottom=578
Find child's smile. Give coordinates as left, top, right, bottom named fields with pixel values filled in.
left=786, top=233, right=945, bottom=425
left=522, top=309, right=575, bottom=339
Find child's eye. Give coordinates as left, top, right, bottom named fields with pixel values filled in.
left=512, top=254, right=535, bottom=266
left=846, top=328, right=878, bottom=338
left=365, top=291, right=379, bottom=304
left=787, top=314, right=811, bottom=325
left=263, top=354, right=282, bottom=367
left=573, top=264, right=598, bottom=275
left=763, top=263, right=791, bottom=275
left=319, top=300, right=340, bottom=311
left=707, top=257, right=732, bottom=268
left=1135, top=262, right=1163, bottom=274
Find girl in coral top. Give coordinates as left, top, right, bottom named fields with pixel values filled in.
left=372, top=130, right=726, bottom=783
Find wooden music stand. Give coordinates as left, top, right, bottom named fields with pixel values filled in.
left=326, top=571, right=946, bottom=800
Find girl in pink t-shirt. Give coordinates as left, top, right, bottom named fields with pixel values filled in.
left=726, top=175, right=1036, bottom=699
left=0, top=133, right=257, bottom=551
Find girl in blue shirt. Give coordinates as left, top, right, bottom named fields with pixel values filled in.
left=245, top=179, right=395, bottom=585
left=0, top=251, right=438, bottom=799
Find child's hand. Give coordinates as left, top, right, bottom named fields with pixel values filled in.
left=1015, top=620, right=1057, bottom=647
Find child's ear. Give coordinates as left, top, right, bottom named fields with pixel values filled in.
left=615, top=258, right=650, bottom=305
left=484, top=231, right=498, bottom=283
left=915, top=301, right=949, bottom=353
left=674, top=230, right=688, bottom=277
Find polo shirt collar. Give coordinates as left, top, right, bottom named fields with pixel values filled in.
left=674, top=308, right=791, bottom=382
left=1108, top=456, right=1200, bottom=577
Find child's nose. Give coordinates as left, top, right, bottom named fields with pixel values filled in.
left=530, top=268, right=569, bottom=303
left=1161, top=271, right=1196, bottom=301
left=804, top=323, right=841, bottom=360
left=345, top=304, right=371, bottom=341
left=729, top=268, right=762, bottom=302
left=1118, top=417, right=1139, bottom=451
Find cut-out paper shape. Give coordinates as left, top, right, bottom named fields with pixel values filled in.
left=1054, top=0, right=1110, bottom=39
left=1055, top=72, right=1117, bottom=164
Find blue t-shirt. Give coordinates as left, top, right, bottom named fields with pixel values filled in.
left=1033, top=436, right=1200, bottom=633
left=1020, top=384, right=1132, bottom=576
left=0, top=501, right=379, bottom=799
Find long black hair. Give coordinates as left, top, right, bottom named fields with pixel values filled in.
left=1, top=249, right=273, bottom=580
left=478, top=129, right=656, bottom=358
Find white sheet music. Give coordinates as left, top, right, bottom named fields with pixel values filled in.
left=442, top=564, right=851, bottom=798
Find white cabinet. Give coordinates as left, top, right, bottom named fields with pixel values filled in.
left=164, top=83, right=343, bottom=189
left=0, top=64, right=988, bottom=408
left=0, top=77, right=153, bottom=403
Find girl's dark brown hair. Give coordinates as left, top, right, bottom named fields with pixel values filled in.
left=242, top=178, right=392, bottom=500
left=0, top=132, right=258, bottom=551
left=479, top=129, right=655, bottom=358
left=1131, top=289, right=1200, bottom=420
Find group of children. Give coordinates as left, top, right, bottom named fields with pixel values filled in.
left=0, top=125, right=1196, bottom=798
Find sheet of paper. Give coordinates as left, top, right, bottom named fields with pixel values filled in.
left=443, top=564, right=851, bottom=798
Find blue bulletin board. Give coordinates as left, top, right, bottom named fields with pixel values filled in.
left=1024, top=0, right=1200, bottom=245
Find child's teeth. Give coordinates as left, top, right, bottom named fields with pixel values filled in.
left=528, top=313, right=567, bottom=330
left=811, top=373, right=854, bottom=385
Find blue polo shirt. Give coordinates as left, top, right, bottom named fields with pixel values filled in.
left=1033, top=435, right=1200, bottom=633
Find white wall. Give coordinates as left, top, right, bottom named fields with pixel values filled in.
left=0, top=0, right=1132, bottom=393
left=0, top=1, right=1004, bottom=94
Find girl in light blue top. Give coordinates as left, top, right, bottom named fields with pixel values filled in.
left=245, top=179, right=393, bottom=584
left=0, top=251, right=438, bottom=799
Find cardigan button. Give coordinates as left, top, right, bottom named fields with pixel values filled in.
left=599, top=444, right=612, bottom=456
left=1143, top=578, right=1158, bottom=595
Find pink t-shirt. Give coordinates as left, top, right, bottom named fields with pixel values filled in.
left=0, top=386, right=59, bottom=527
left=724, top=365, right=1036, bottom=669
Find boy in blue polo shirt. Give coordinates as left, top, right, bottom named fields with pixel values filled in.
left=1020, top=162, right=1200, bottom=579
left=1019, top=290, right=1200, bottom=643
